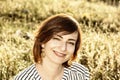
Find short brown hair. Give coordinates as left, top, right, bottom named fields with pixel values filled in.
left=33, top=14, right=82, bottom=67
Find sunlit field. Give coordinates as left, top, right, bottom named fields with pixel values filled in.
left=0, top=0, right=120, bottom=80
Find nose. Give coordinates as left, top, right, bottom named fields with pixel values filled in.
left=60, top=42, right=67, bottom=51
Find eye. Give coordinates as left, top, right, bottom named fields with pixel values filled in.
left=67, top=42, right=75, bottom=45
left=52, top=37, right=61, bottom=41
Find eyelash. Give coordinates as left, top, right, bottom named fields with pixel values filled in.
left=53, top=37, right=60, bottom=40
left=68, top=42, right=75, bottom=45
left=53, top=37, right=75, bottom=45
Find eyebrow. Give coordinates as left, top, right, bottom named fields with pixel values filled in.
left=56, top=34, right=76, bottom=42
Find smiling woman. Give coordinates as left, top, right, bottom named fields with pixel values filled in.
left=14, top=14, right=89, bottom=80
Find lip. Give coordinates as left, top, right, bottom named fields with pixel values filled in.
left=53, top=50, right=66, bottom=57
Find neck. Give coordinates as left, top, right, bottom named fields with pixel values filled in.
left=43, top=58, right=63, bottom=76
left=36, top=58, right=64, bottom=80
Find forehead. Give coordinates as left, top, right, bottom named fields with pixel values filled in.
left=54, top=31, right=78, bottom=40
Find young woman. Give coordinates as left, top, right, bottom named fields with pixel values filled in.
left=14, top=14, right=89, bottom=80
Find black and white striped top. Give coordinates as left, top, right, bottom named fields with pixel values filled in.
left=14, top=62, right=89, bottom=80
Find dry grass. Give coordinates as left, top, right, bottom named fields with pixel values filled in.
left=0, top=0, right=120, bottom=80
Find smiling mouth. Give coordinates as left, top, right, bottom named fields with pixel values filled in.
left=53, top=50, right=66, bottom=57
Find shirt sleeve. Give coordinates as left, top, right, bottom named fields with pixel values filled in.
left=70, top=62, right=90, bottom=80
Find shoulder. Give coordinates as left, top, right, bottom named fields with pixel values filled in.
left=14, top=64, right=38, bottom=80
left=69, top=62, right=89, bottom=80
left=71, top=62, right=89, bottom=73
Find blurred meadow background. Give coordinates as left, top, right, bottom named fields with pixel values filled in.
left=0, top=0, right=120, bottom=80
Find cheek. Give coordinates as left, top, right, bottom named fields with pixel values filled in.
left=44, top=41, right=56, bottom=50
left=67, top=45, right=75, bottom=53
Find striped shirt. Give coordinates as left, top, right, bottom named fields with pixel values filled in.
left=14, top=62, right=89, bottom=80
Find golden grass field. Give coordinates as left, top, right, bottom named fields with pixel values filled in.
left=0, top=0, right=120, bottom=80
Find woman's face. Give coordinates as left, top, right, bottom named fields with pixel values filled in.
left=42, top=31, right=78, bottom=65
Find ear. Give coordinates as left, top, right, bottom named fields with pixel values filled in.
left=41, top=44, right=45, bottom=48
